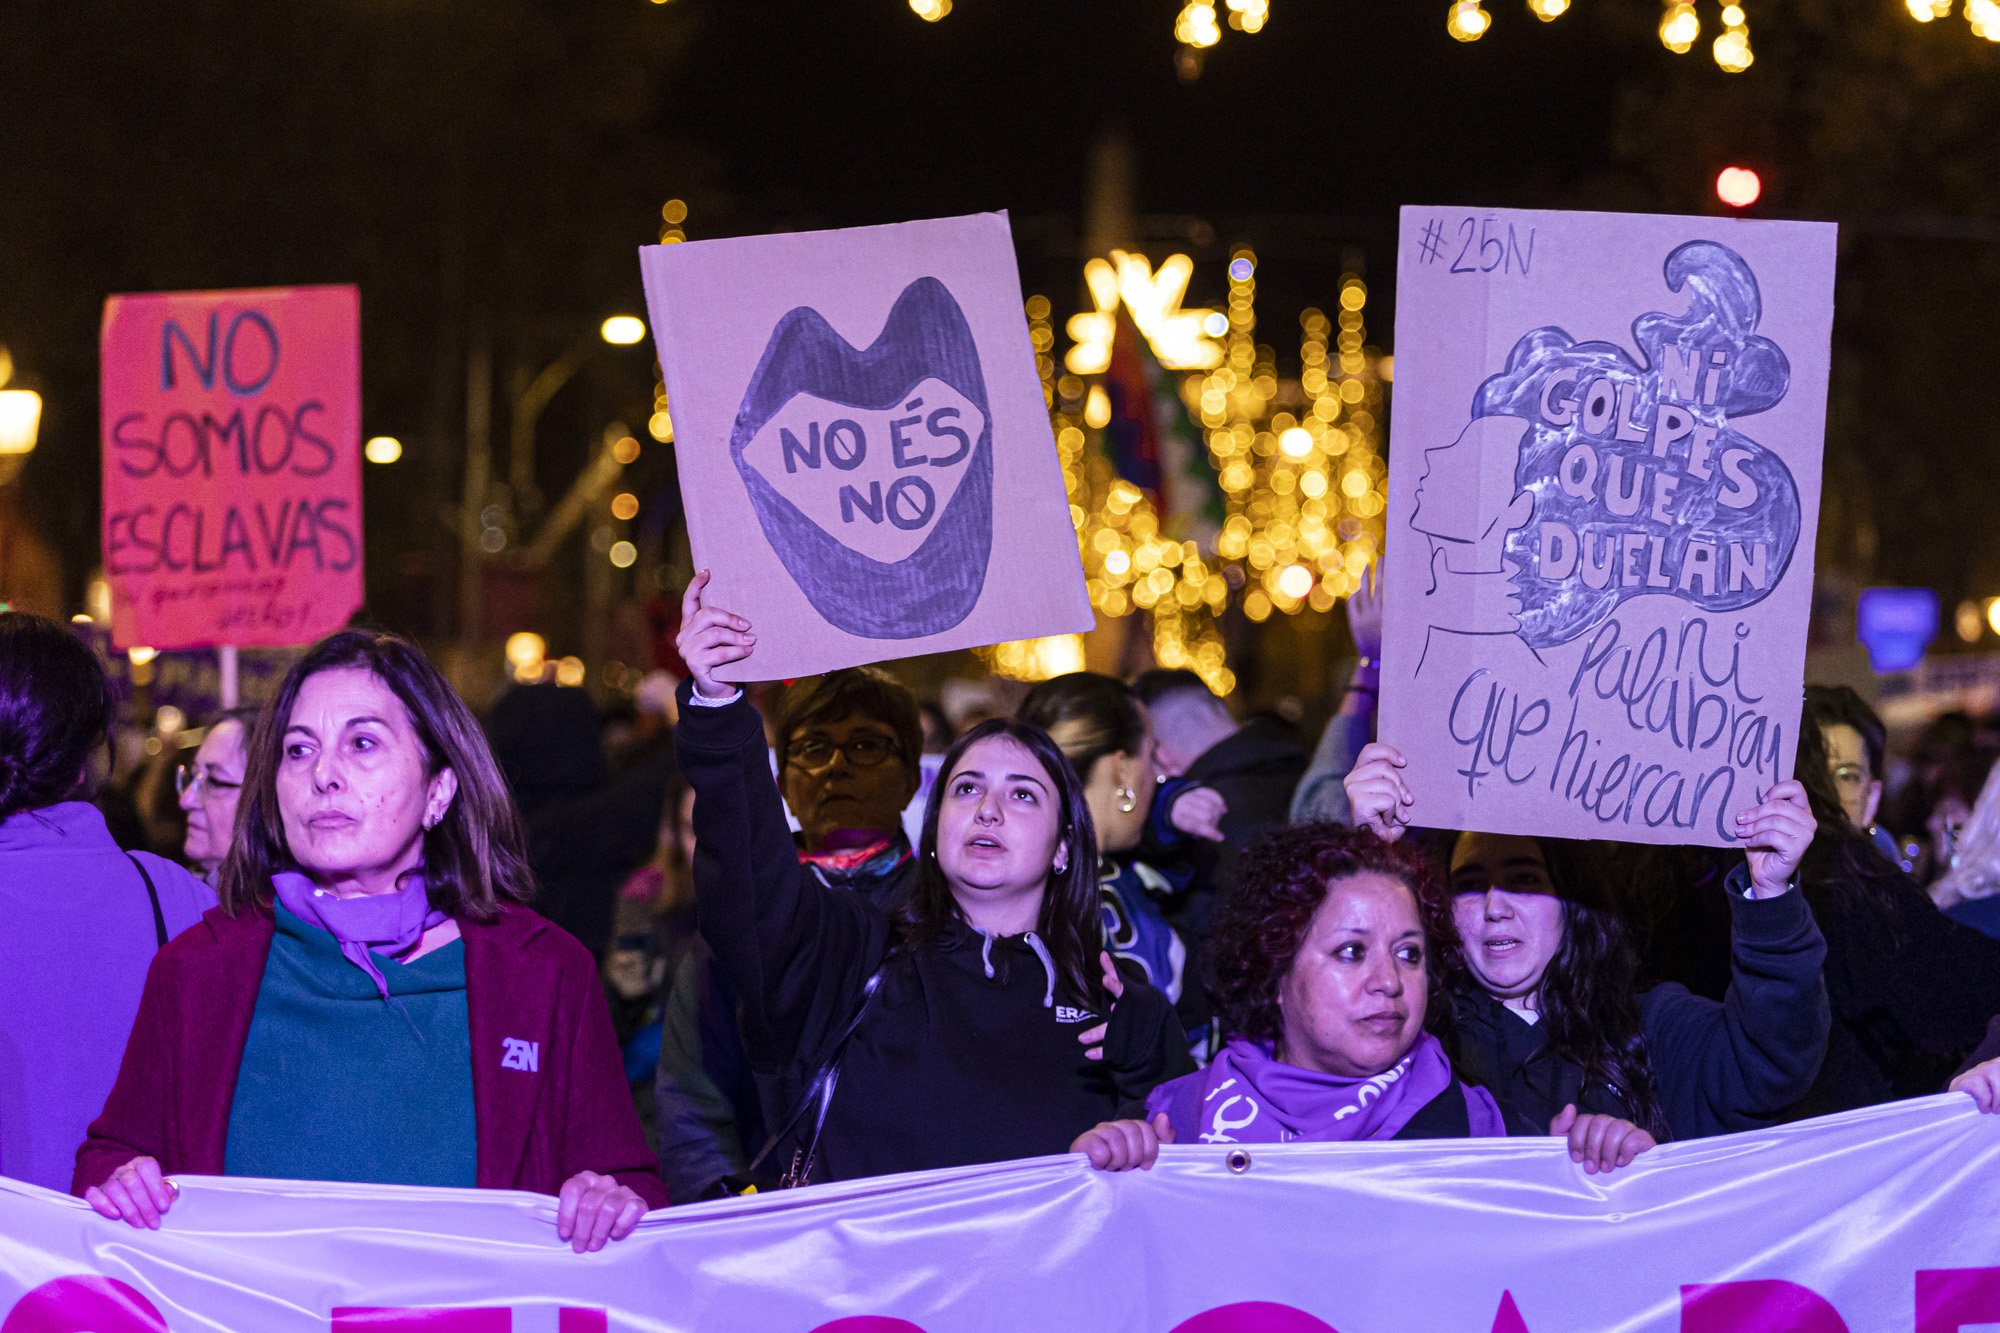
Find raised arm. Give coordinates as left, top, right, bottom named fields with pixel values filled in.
left=673, top=573, right=890, bottom=1066
left=1642, top=783, right=1830, bottom=1136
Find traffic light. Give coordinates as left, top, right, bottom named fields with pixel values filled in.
left=1715, top=166, right=1762, bottom=208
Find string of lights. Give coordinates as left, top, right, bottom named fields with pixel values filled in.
left=1450, top=1, right=1770, bottom=68
left=986, top=250, right=1388, bottom=692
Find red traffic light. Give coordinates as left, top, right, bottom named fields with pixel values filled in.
left=1716, top=166, right=1762, bottom=208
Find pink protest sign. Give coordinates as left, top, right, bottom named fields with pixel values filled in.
left=101, top=286, right=362, bottom=650
left=639, top=212, right=1091, bottom=680
left=1380, top=208, right=1835, bottom=846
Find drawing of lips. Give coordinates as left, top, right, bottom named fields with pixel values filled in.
left=729, top=276, right=993, bottom=640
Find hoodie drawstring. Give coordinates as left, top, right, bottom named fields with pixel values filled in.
left=1023, top=931, right=1056, bottom=1009
left=973, top=929, right=1058, bottom=1009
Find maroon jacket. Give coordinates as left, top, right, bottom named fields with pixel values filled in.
left=73, top=902, right=668, bottom=1208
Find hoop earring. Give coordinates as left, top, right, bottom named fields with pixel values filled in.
left=1115, top=786, right=1137, bottom=814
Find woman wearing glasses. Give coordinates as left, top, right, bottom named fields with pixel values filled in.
left=0, top=614, right=215, bottom=1190
left=177, top=706, right=256, bottom=883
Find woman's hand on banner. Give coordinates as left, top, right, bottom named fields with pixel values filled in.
left=1950, top=1058, right=2000, bottom=1113
left=678, top=570, right=756, bottom=699
left=83, top=1155, right=178, bottom=1229
left=1550, top=1104, right=1655, bottom=1175
left=1078, top=952, right=1124, bottom=1061
left=1168, top=785, right=1228, bottom=842
left=1072, top=1113, right=1176, bottom=1171
left=1344, top=743, right=1414, bottom=842
left=555, top=1171, right=648, bottom=1253
left=1735, top=780, right=1814, bottom=898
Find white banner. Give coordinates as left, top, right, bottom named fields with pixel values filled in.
left=7, top=1097, right=2000, bottom=1332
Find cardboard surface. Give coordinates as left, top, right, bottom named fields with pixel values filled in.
left=100, top=286, right=362, bottom=651
left=1381, top=207, right=1835, bottom=845
left=640, top=212, right=1091, bottom=680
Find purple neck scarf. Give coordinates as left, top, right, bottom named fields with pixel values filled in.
left=1148, top=1033, right=1484, bottom=1144
left=271, top=871, right=449, bottom=1001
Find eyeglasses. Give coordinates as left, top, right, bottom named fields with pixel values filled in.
left=175, top=765, right=243, bottom=797
left=787, top=734, right=901, bottom=771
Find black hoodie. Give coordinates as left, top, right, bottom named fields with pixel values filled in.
left=677, top=684, right=1192, bottom=1183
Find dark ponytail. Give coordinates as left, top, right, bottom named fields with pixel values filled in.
left=0, top=614, right=114, bottom=820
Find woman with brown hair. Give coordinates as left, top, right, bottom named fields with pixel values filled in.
left=75, top=629, right=665, bottom=1249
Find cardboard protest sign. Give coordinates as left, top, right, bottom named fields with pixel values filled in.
left=101, top=286, right=362, bottom=650
left=1381, top=208, right=1835, bottom=846
left=639, top=212, right=1091, bottom=680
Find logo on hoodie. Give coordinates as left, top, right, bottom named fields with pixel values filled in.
left=500, top=1037, right=540, bottom=1073
left=728, top=276, right=995, bottom=640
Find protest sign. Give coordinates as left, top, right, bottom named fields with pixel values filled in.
left=4, top=1097, right=1999, bottom=1331
left=639, top=212, right=1091, bottom=681
left=1381, top=208, right=1835, bottom=845
left=100, top=286, right=362, bottom=651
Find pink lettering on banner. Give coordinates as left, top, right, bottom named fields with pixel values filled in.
left=1491, top=1290, right=1533, bottom=1333
left=0, top=1277, right=169, bottom=1333
left=1680, top=1281, right=1850, bottom=1332
left=1168, top=1303, right=1340, bottom=1332
left=329, top=1311, right=608, bottom=1331
left=1917, top=1266, right=2000, bottom=1333
left=331, top=1312, right=511, bottom=1331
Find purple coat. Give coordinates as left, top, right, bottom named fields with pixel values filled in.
left=0, top=802, right=213, bottom=1191
left=74, top=899, right=668, bottom=1207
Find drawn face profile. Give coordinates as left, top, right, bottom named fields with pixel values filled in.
left=1410, top=415, right=1537, bottom=636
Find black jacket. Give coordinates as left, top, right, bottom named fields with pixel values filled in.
left=1452, top=873, right=1829, bottom=1140
left=677, top=685, right=1192, bottom=1183
left=1796, top=865, right=2000, bottom=1117
left=653, top=849, right=916, bottom=1200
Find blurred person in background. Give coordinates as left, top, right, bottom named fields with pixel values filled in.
left=1131, top=666, right=1307, bottom=939
left=1932, top=761, right=2000, bottom=938
left=487, top=681, right=674, bottom=959
left=1018, top=671, right=1226, bottom=1047
left=178, top=706, right=257, bottom=884
left=0, top=614, right=213, bottom=1190
left=1291, top=568, right=1382, bottom=827
left=1883, top=710, right=1984, bottom=885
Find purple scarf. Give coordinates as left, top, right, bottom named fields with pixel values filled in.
left=271, top=871, right=449, bottom=1001
left=1147, top=1033, right=1504, bottom=1143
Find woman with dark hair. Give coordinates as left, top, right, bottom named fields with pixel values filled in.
left=1785, top=718, right=2000, bottom=1116
left=0, top=614, right=214, bottom=1190
left=1072, top=823, right=1654, bottom=1173
left=1343, top=742, right=1828, bottom=1140
left=76, top=629, right=665, bottom=1248
left=675, top=574, right=1190, bottom=1183
left=1017, top=672, right=1225, bottom=1025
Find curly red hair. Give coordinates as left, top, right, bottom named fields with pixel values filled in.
left=1208, top=822, right=1459, bottom=1045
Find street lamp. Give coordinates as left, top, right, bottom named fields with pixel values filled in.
left=599, top=315, right=646, bottom=346
left=0, top=389, right=42, bottom=486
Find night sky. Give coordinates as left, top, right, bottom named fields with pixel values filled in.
left=4, top=0, right=1998, bottom=643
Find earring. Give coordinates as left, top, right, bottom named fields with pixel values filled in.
left=1115, top=785, right=1137, bottom=814
left=1053, top=848, right=1070, bottom=875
